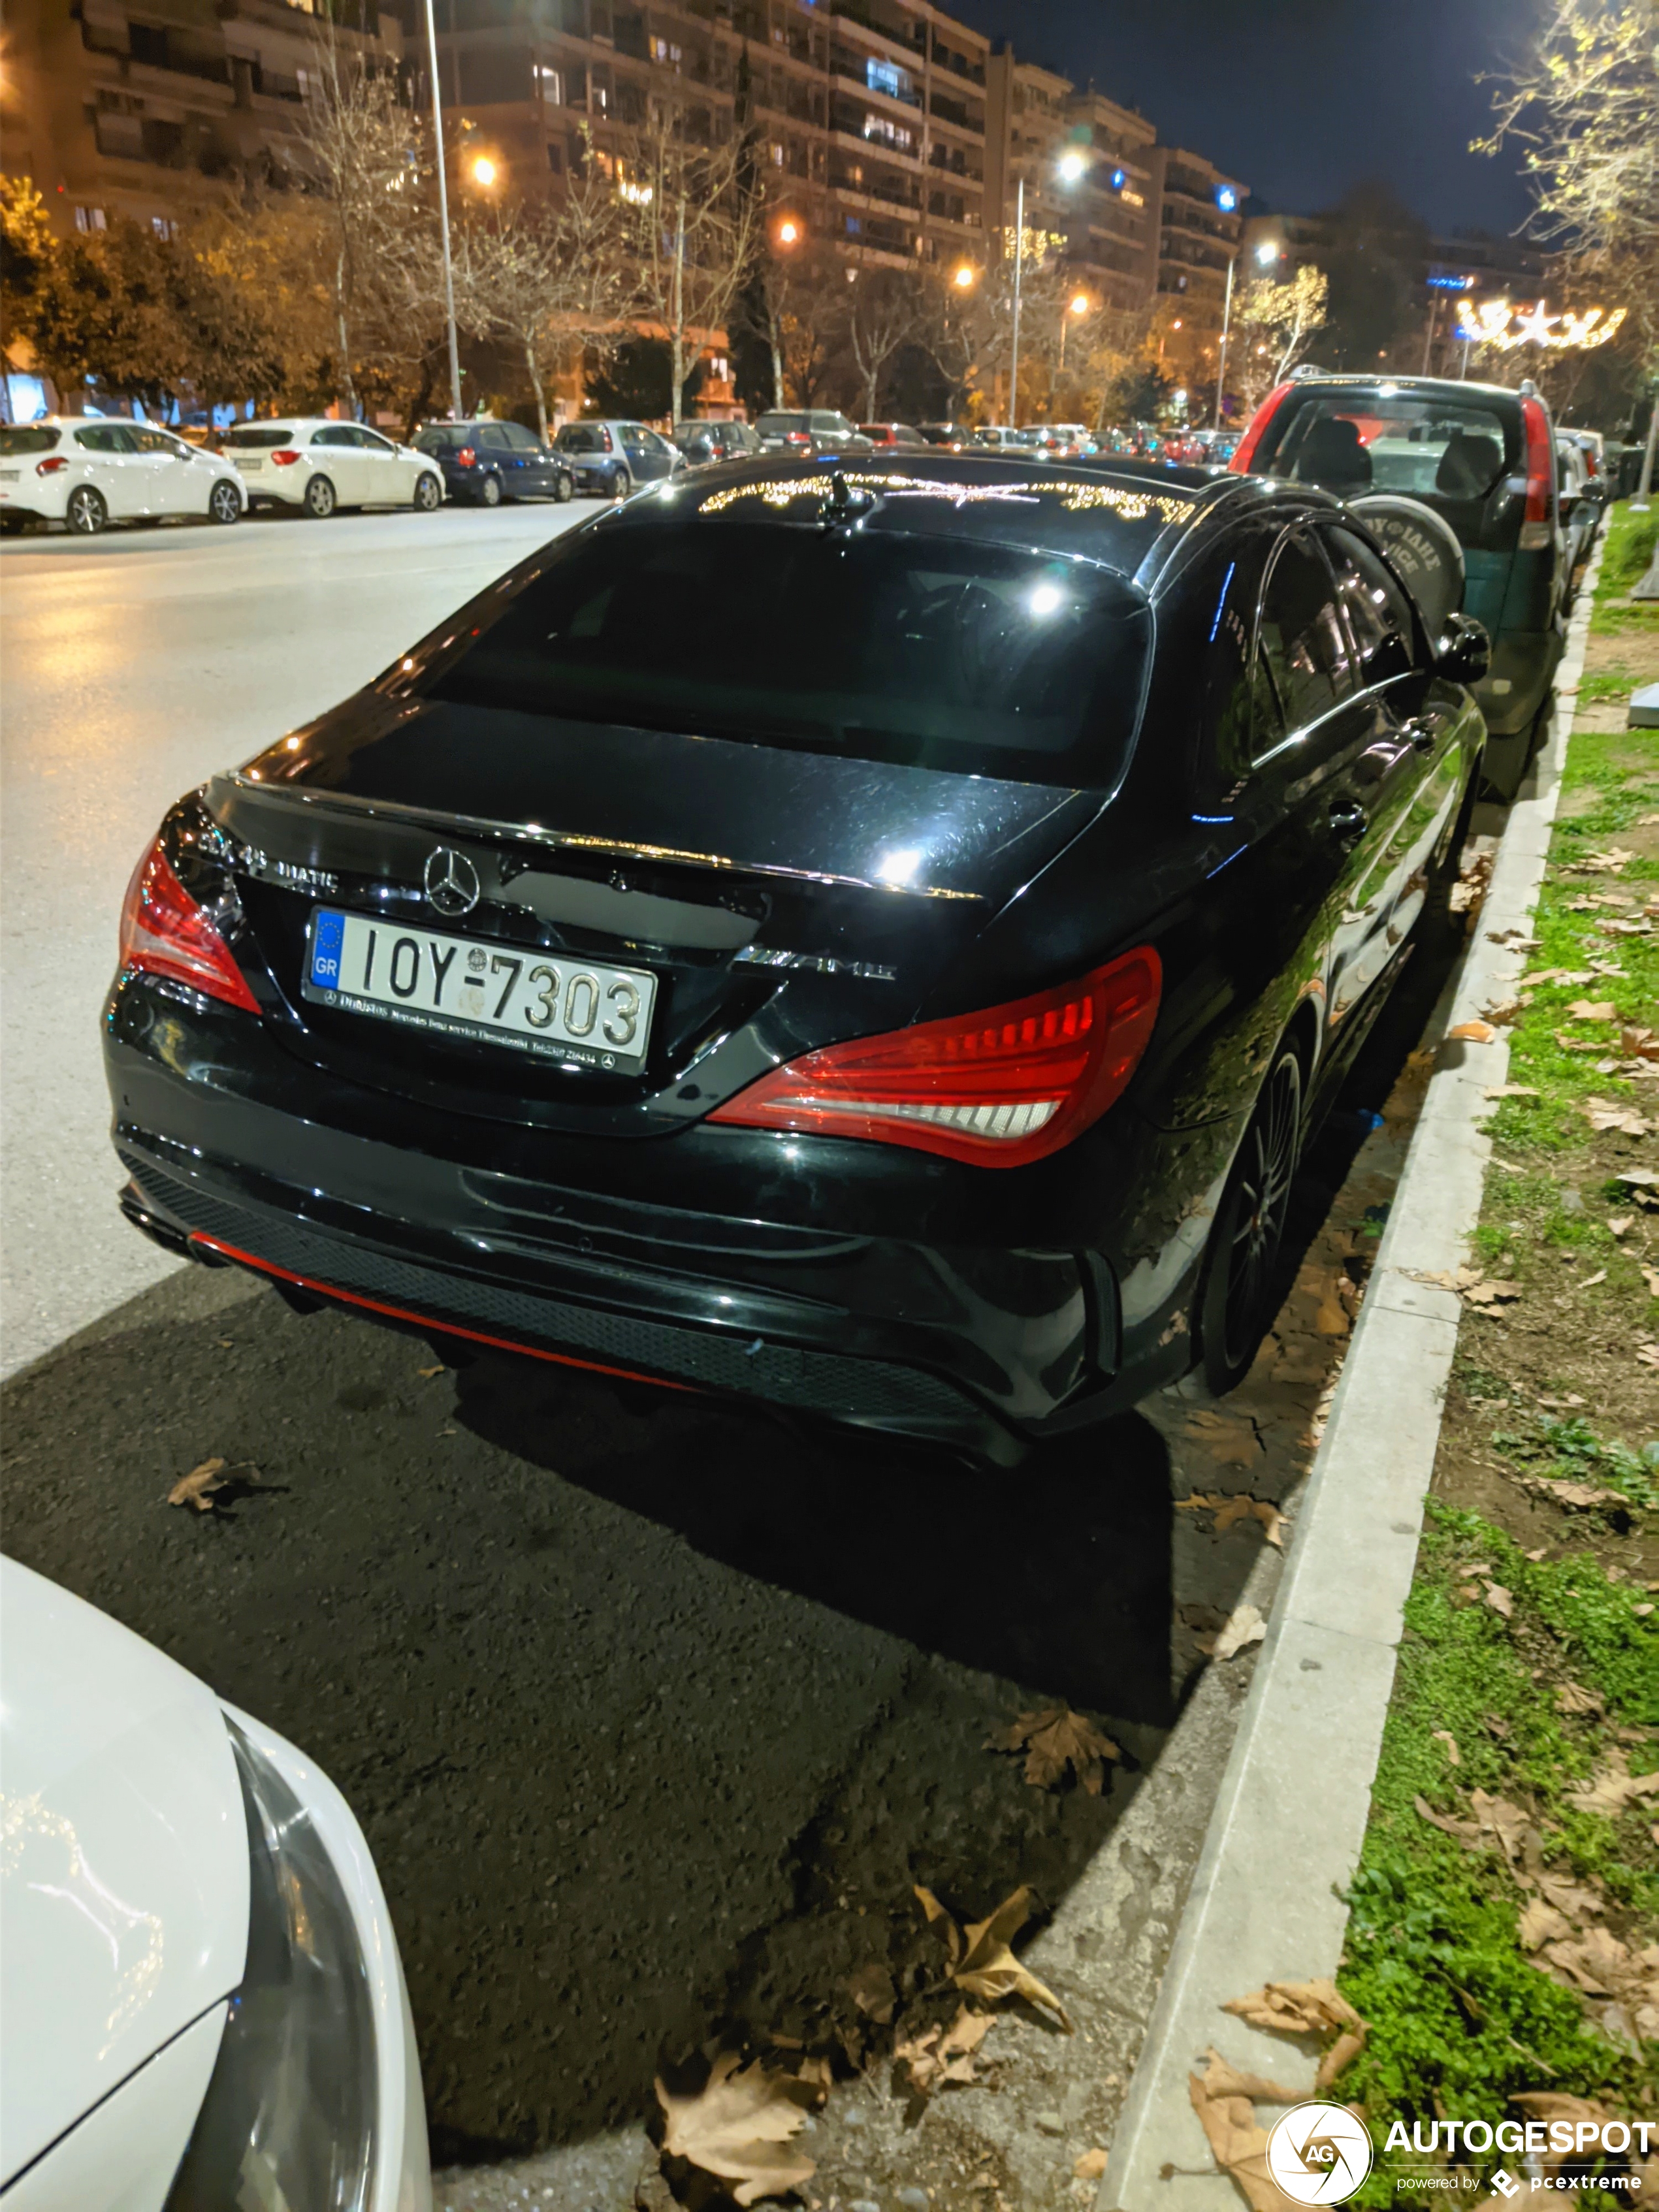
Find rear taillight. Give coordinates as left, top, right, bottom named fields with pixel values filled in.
left=1520, top=394, right=1554, bottom=550
left=457, top=445, right=477, bottom=467
left=709, top=948, right=1161, bottom=1168
left=119, top=841, right=259, bottom=1013
left=271, top=449, right=302, bottom=466
left=786, top=431, right=813, bottom=449
left=1229, top=383, right=1294, bottom=475
left=35, top=456, right=69, bottom=475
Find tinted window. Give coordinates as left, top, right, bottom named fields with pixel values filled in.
left=0, top=426, right=60, bottom=455
left=74, top=425, right=135, bottom=454
left=477, top=424, right=515, bottom=451
left=1324, top=528, right=1418, bottom=687
left=502, top=423, right=540, bottom=449
left=428, top=521, right=1151, bottom=786
left=226, top=426, right=299, bottom=449
left=312, top=426, right=353, bottom=447
left=557, top=425, right=610, bottom=453
left=133, top=428, right=188, bottom=456
left=756, top=413, right=809, bottom=435
left=359, top=429, right=396, bottom=453
left=1255, top=532, right=1353, bottom=747
left=811, top=413, right=853, bottom=434
left=1194, top=527, right=1281, bottom=784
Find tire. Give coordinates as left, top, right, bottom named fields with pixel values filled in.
left=302, top=474, right=336, bottom=520
left=413, top=472, right=442, bottom=513
left=1194, top=1046, right=1304, bottom=1396
left=611, top=468, right=633, bottom=501
left=208, top=479, right=242, bottom=525
left=480, top=473, right=502, bottom=508
left=65, top=485, right=108, bottom=535
left=554, top=471, right=573, bottom=504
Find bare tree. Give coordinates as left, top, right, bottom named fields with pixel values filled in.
left=291, top=37, right=440, bottom=415
left=616, top=118, right=764, bottom=416
left=845, top=260, right=916, bottom=421
left=455, top=162, right=625, bottom=438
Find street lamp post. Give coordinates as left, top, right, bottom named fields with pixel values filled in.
left=1216, top=239, right=1277, bottom=429
left=422, top=0, right=464, bottom=423
left=1008, top=172, right=1024, bottom=428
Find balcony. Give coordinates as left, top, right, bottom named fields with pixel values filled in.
left=829, top=46, right=920, bottom=108
left=929, top=37, right=985, bottom=86
left=830, top=171, right=921, bottom=214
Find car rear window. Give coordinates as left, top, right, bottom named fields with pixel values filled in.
left=1252, top=390, right=1522, bottom=547
left=0, top=426, right=60, bottom=456
left=756, top=414, right=809, bottom=435
left=226, top=426, right=300, bottom=449
left=557, top=425, right=611, bottom=453
left=427, top=515, right=1152, bottom=786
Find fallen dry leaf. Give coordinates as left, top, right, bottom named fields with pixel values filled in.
left=1484, top=1581, right=1514, bottom=1618
left=1518, top=1474, right=1621, bottom=1509
left=1447, top=1019, right=1496, bottom=1044
left=1484, top=1083, right=1539, bottom=1098
left=894, top=2004, right=993, bottom=2094
left=167, top=1458, right=230, bottom=1512
left=1564, top=1748, right=1659, bottom=1820
left=1556, top=1680, right=1605, bottom=1717
left=1073, top=2148, right=1110, bottom=2181
left=1608, top=1215, right=1634, bottom=1236
left=987, top=1707, right=1121, bottom=1796
left=1432, top=1729, right=1461, bottom=1767
left=1566, top=999, right=1620, bottom=1021
left=916, top=1885, right=1071, bottom=2028
left=1518, top=1899, right=1571, bottom=1950
left=1642, top=1263, right=1659, bottom=1298
left=1579, top=1097, right=1652, bottom=1137
left=1463, top=1278, right=1523, bottom=1308
left=1186, top=2048, right=1302, bottom=2212
left=846, top=1961, right=896, bottom=2025
left=1177, top=1492, right=1288, bottom=1548
left=417, top=1364, right=444, bottom=1379
left=1510, top=2093, right=1619, bottom=2183
left=1218, top=1983, right=1368, bottom=2092
left=655, top=2054, right=816, bottom=2206
left=1640, top=1343, right=1659, bottom=1369
left=1197, top=1602, right=1266, bottom=1661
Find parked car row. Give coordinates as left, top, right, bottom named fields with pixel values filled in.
left=0, top=419, right=248, bottom=534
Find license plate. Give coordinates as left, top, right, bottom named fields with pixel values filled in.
left=235, top=458, right=263, bottom=471
left=302, top=908, right=656, bottom=1074
left=0, top=470, right=16, bottom=483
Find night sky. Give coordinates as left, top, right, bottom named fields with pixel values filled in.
left=944, top=0, right=1542, bottom=237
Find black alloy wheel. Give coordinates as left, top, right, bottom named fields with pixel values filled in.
left=480, top=473, right=502, bottom=508
left=66, top=485, right=108, bottom=535
left=302, top=474, right=336, bottom=520
left=554, top=471, right=573, bottom=504
left=1198, top=1046, right=1304, bottom=1395
left=208, top=480, right=242, bottom=525
left=413, top=472, right=442, bottom=513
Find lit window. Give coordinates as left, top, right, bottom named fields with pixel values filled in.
left=866, top=57, right=905, bottom=98
left=74, top=205, right=108, bottom=232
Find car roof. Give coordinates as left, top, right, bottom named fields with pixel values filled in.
left=1279, top=372, right=1526, bottom=409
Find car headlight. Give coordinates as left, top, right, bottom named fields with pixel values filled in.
left=165, top=1720, right=378, bottom=2211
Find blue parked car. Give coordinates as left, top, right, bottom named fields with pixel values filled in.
left=413, top=421, right=574, bottom=507
left=552, top=419, right=686, bottom=498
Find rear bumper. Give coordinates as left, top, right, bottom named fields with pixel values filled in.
left=107, top=1029, right=1136, bottom=1462
left=1474, top=626, right=1562, bottom=739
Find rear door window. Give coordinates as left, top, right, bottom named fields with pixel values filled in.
left=1254, top=530, right=1355, bottom=753
left=1253, top=391, right=1519, bottom=549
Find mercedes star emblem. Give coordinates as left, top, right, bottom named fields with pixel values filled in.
left=423, top=846, right=481, bottom=919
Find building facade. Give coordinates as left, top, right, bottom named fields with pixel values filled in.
left=2, top=0, right=402, bottom=240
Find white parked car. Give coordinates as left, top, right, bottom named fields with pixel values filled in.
left=0, top=1558, right=431, bottom=2212
left=0, top=420, right=247, bottom=535
left=223, top=420, right=445, bottom=519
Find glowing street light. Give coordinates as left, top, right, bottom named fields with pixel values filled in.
left=1055, top=146, right=1090, bottom=185
left=1254, top=240, right=1278, bottom=266
left=952, top=262, right=977, bottom=289
left=776, top=216, right=801, bottom=248
left=470, top=153, right=498, bottom=187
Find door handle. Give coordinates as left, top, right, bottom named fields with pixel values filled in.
left=1402, top=716, right=1439, bottom=752
left=1329, top=801, right=1368, bottom=846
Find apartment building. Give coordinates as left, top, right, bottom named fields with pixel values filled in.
left=983, top=57, right=1159, bottom=313
left=432, top=0, right=991, bottom=274
left=1150, top=144, right=1244, bottom=330
left=1, top=0, right=402, bottom=240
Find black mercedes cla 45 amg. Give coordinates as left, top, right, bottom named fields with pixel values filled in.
left=105, top=455, right=1486, bottom=1464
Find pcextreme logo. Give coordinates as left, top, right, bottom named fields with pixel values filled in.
left=1266, top=2103, right=1376, bottom=2204
left=1262, top=2104, right=1656, bottom=2205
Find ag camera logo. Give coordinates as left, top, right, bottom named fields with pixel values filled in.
left=1266, top=2102, right=1375, bottom=2205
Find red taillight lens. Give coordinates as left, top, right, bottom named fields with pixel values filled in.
left=709, top=947, right=1161, bottom=1168
left=36, top=455, right=69, bottom=475
left=1229, top=383, right=1294, bottom=475
left=271, top=448, right=302, bottom=466
left=119, top=841, right=260, bottom=1013
left=1520, top=394, right=1554, bottom=548
left=457, top=445, right=477, bottom=466
left=786, top=431, right=813, bottom=448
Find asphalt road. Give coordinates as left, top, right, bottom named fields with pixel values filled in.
left=0, top=500, right=585, bottom=1377
left=0, top=492, right=1471, bottom=2205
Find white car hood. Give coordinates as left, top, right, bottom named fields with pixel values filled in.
left=0, top=1560, right=248, bottom=2183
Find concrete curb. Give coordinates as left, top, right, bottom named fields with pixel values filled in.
left=1099, top=541, right=1606, bottom=2208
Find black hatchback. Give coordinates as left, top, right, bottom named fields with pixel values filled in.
left=1232, top=374, right=1568, bottom=797
left=415, top=421, right=574, bottom=508
left=105, top=454, right=1486, bottom=1464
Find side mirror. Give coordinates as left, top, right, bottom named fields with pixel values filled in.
left=1435, top=611, right=1491, bottom=686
